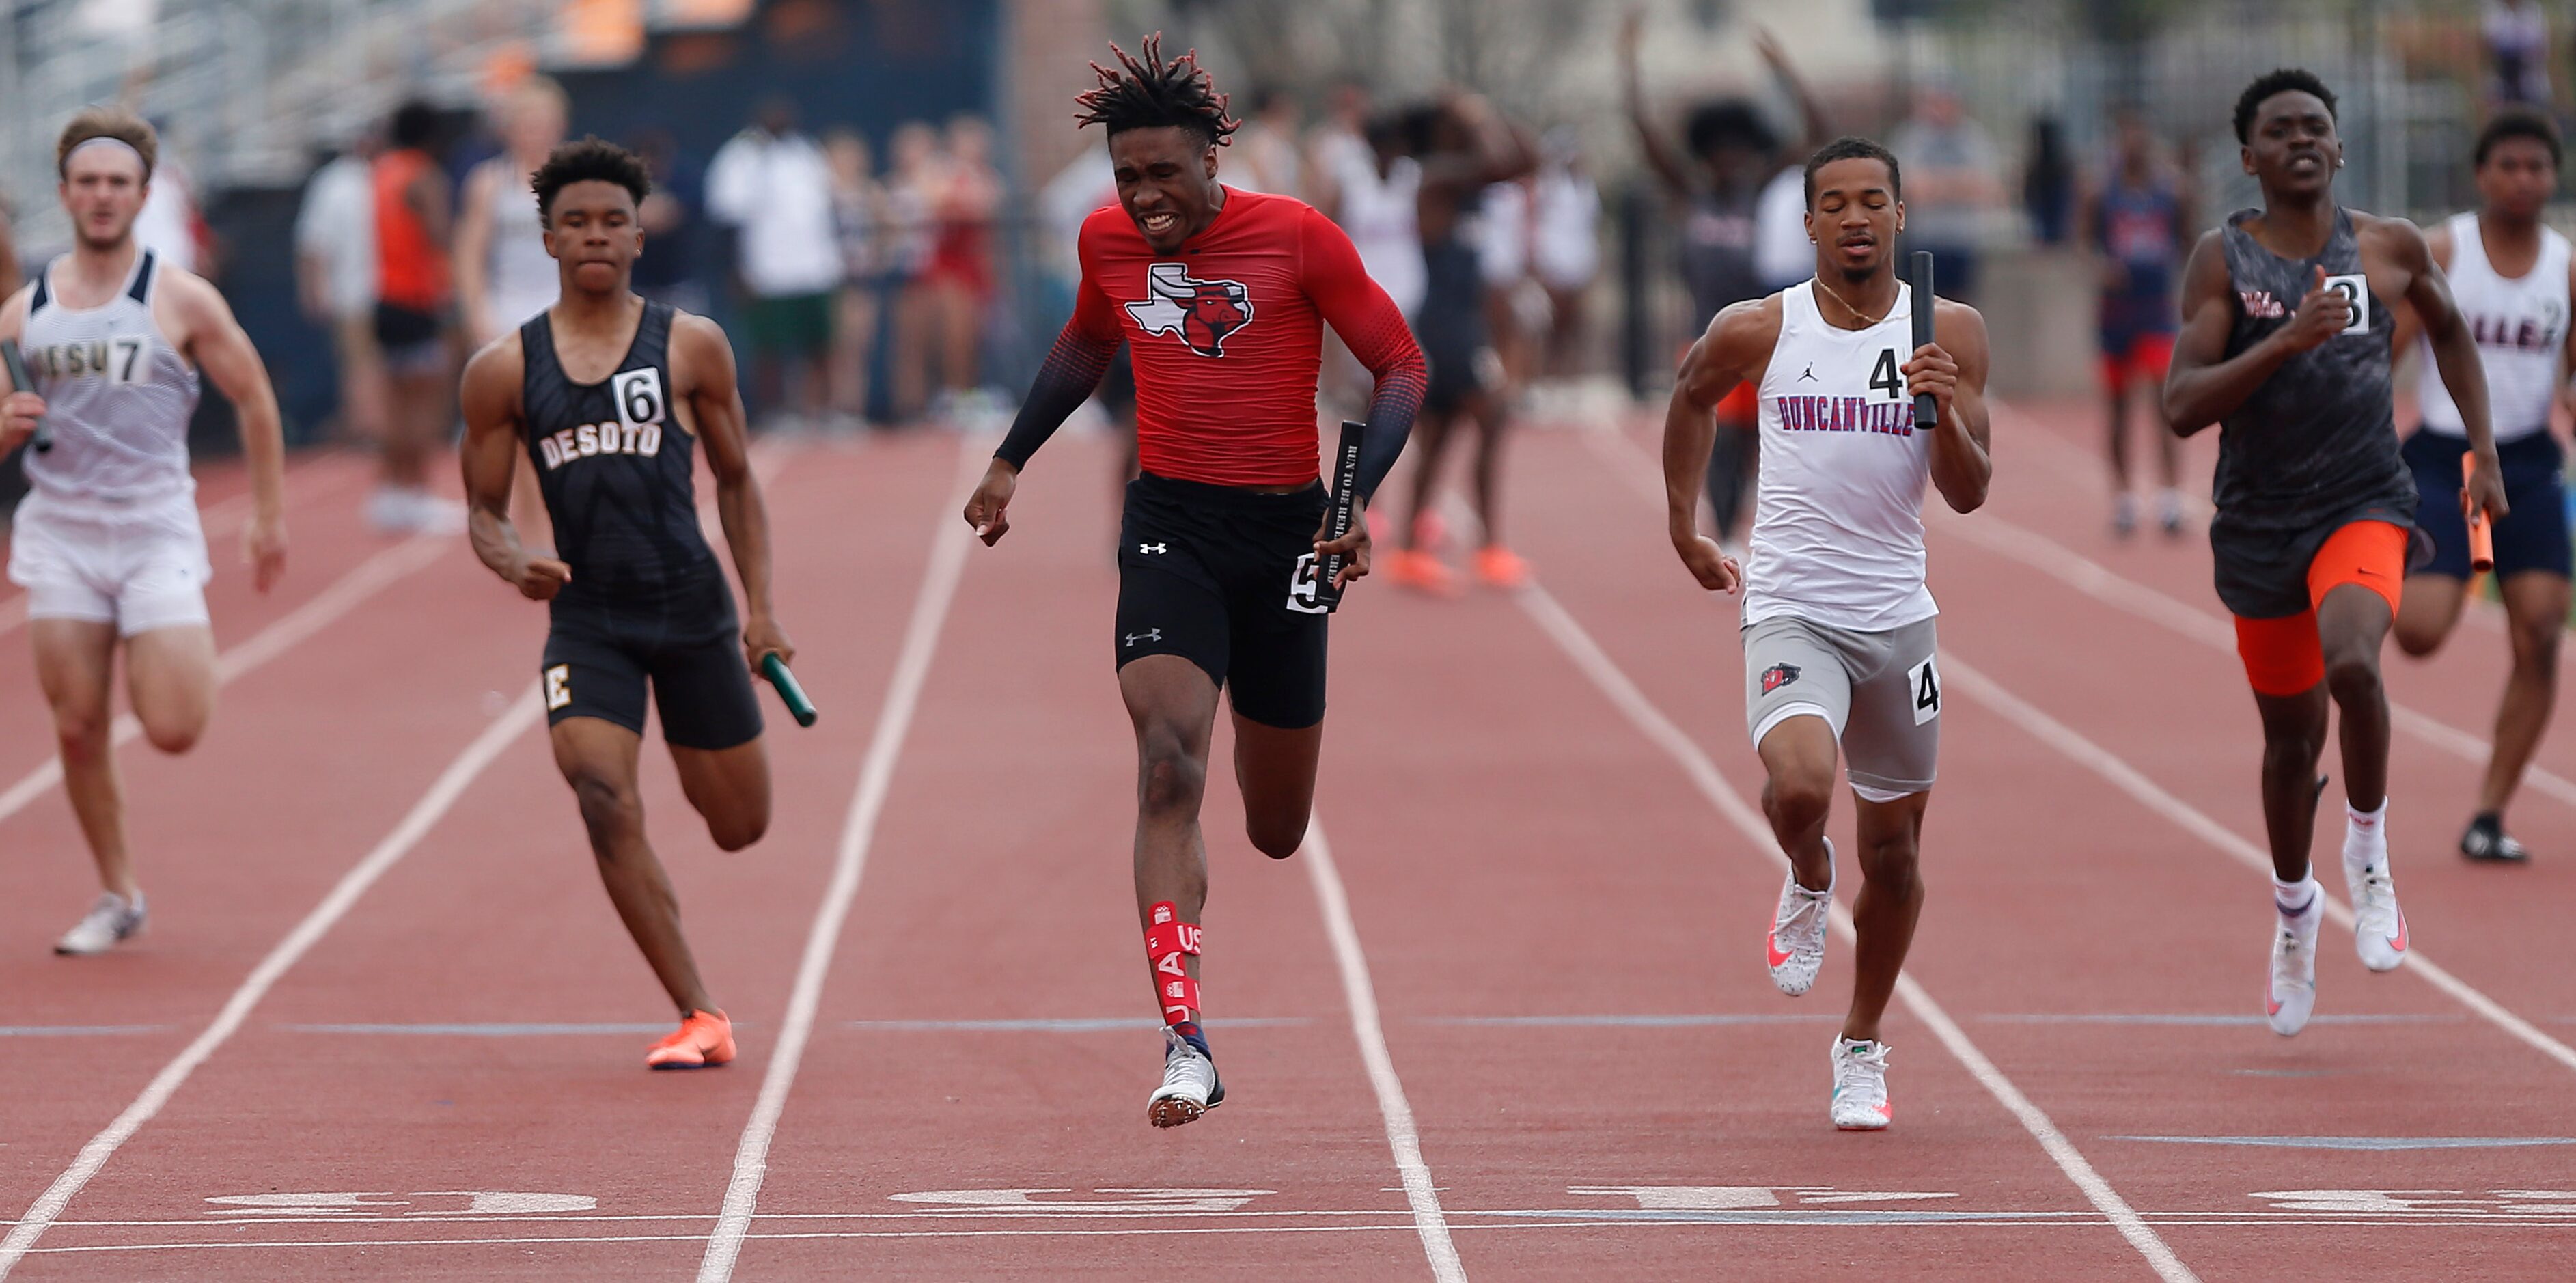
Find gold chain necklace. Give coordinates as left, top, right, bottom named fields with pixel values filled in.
left=1810, top=275, right=1896, bottom=329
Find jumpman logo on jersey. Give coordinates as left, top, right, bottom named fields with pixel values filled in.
left=1797, top=364, right=1818, bottom=383
left=1124, top=629, right=1163, bottom=647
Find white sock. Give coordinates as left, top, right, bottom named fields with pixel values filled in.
left=2343, top=801, right=2389, bottom=878
left=2272, top=872, right=2321, bottom=924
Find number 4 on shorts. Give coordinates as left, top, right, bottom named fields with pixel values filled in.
left=1908, top=655, right=1940, bottom=725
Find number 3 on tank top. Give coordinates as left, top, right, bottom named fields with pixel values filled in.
left=1908, top=655, right=1941, bottom=726
left=612, top=368, right=666, bottom=430
left=1868, top=348, right=1903, bottom=400
left=2323, top=274, right=2371, bottom=335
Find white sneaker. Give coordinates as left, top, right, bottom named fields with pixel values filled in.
left=1146, top=1026, right=1223, bottom=1129
left=55, top=892, right=146, bottom=956
left=1829, top=1037, right=1892, bottom=1130
left=1765, top=851, right=1833, bottom=997
left=404, top=491, right=467, bottom=536
left=2267, top=914, right=2318, bottom=1036
left=2346, top=859, right=2409, bottom=972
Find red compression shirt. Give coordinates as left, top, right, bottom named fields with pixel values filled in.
left=1065, top=187, right=1423, bottom=488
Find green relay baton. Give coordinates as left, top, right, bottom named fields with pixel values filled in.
left=760, top=653, right=818, bottom=728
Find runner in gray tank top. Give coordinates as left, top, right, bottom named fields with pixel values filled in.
left=0, top=107, right=288, bottom=956
left=2164, top=70, right=2510, bottom=1038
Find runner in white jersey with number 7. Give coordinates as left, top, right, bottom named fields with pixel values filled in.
left=0, top=108, right=289, bottom=956
left=1659, top=137, right=1993, bottom=1131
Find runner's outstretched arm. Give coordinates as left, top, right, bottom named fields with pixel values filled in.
left=1663, top=298, right=1777, bottom=593
left=460, top=337, right=570, bottom=601
left=680, top=313, right=794, bottom=669
left=968, top=271, right=1122, bottom=544
left=174, top=273, right=288, bottom=591
left=2396, top=219, right=2508, bottom=521
left=1301, top=207, right=1425, bottom=502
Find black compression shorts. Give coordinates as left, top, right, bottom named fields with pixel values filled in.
left=541, top=582, right=762, bottom=750
left=1114, top=472, right=1329, bottom=729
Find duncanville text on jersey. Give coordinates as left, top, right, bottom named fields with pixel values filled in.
left=1774, top=396, right=1918, bottom=436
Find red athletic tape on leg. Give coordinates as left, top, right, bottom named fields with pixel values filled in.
left=1145, top=902, right=1204, bottom=1023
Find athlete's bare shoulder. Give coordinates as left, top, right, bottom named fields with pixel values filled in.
left=1706, top=291, right=1786, bottom=361
left=665, top=307, right=740, bottom=396
left=151, top=263, right=235, bottom=331
left=0, top=281, right=32, bottom=340
left=2351, top=209, right=2435, bottom=271
left=1929, top=296, right=1989, bottom=355
left=460, top=327, right=527, bottom=408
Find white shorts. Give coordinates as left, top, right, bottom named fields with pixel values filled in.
left=8, top=486, right=213, bottom=637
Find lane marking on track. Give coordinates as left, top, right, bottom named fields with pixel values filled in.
left=844, top=1017, right=1310, bottom=1032
left=2114, top=1136, right=2576, bottom=1150
left=0, top=682, right=548, bottom=1278
left=1939, top=653, right=2576, bottom=1076
left=1423, top=1013, right=1838, bottom=1027
left=1978, top=1013, right=2459, bottom=1026
left=693, top=439, right=981, bottom=1283
left=0, top=1026, right=165, bottom=1037
left=1512, top=577, right=2198, bottom=1283
left=1928, top=504, right=2576, bottom=812
left=278, top=1023, right=682, bottom=1036
left=0, top=532, right=446, bottom=829
left=1299, top=815, right=1467, bottom=1283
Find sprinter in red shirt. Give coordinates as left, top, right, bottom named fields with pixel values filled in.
left=963, top=35, right=1424, bottom=1130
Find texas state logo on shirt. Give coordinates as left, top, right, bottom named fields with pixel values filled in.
left=1125, top=262, right=1256, bottom=357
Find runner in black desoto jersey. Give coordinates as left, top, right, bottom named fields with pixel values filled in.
left=460, top=138, right=793, bottom=1070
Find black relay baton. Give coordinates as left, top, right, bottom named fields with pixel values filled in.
left=1909, top=251, right=1938, bottom=431
left=0, top=338, right=46, bottom=453
left=760, top=652, right=818, bottom=728
left=1312, top=419, right=1367, bottom=613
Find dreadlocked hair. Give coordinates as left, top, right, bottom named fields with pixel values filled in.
left=1074, top=33, right=1239, bottom=147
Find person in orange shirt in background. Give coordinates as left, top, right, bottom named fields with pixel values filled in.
left=370, top=100, right=462, bottom=534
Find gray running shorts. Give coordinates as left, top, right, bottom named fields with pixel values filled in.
left=1742, top=613, right=1941, bottom=802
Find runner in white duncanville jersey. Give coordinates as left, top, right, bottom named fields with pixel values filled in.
left=0, top=109, right=288, bottom=956
left=2388, top=111, right=2576, bottom=864
left=1660, top=138, right=1992, bottom=1132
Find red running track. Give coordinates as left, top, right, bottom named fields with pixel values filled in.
left=0, top=415, right=2571, bottom=1280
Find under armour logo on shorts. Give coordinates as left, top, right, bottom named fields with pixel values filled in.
left=1125, top=629, right=1163, bottom=647
left=1139, top=542, right=1167, bottom=555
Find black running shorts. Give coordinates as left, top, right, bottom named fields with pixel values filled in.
left=1114, top=472, right=1330, bottom=730
left=541, top=581, right=762, bottom=750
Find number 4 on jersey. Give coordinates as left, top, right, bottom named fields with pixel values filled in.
left=1907, top=655, right=1941, bottom=726
left=1868, top=349, right=1903, bottom=401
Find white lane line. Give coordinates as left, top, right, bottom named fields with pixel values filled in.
left=0, top=534, right=447, bottom=828
left=0, top=683, right=547, bottom=1277
left=1299, top=815, right=1467, bottom=1283
left=1939, top=654, right=2576, bottom=1075
left=1512, top=583, right=2198, bottom=1283
left=1930, top=506, right=2576, bottom=811
left=694, top=441, right=981, bottom=1283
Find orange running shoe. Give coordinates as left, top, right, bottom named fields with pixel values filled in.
left=646, top=1010, right=736, bottom=1070
left=1473, top=544, right=1530, bottom=589
left=1383, top=549, right=1459, bottom=596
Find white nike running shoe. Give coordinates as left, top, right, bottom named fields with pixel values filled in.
left=1828, top=1037, right=1892, bottom=1130
left=2267, top=914, right=2318, bottom=1036
left=1765, top=852, right=1834, bottom=997
left=2346, top=859, right=2408, bottom=972
left=55, top=892, right=146, bottom=956
left=1147, top=1026, right=1223, bottom=1129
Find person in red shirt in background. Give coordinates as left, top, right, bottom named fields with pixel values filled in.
left=962, top=35, right=1425, bottom=1131
left=370, top=100, right=461, bottom=534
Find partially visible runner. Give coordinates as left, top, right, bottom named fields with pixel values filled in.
left=1624, top=16, right=1824, bottom=556
left=962, top=36, right=1424, bottom=1127
left=459, top=139, right=792, bottom=1068
left=2079, top=106, right=2191, bottom=538
left=455, top=76, right=570, bottom=547
left=2163, top=70, right=2507, bottom=1036
left=1381, top=94, right=1535, bottom=594
left=0, top=108, right=289, bottom=954
left=370, top=100, right=459, bottom=534
left=1662, top=137, right=1993, bottom=1129
left=2388, top=109, right=2573, bottom=865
